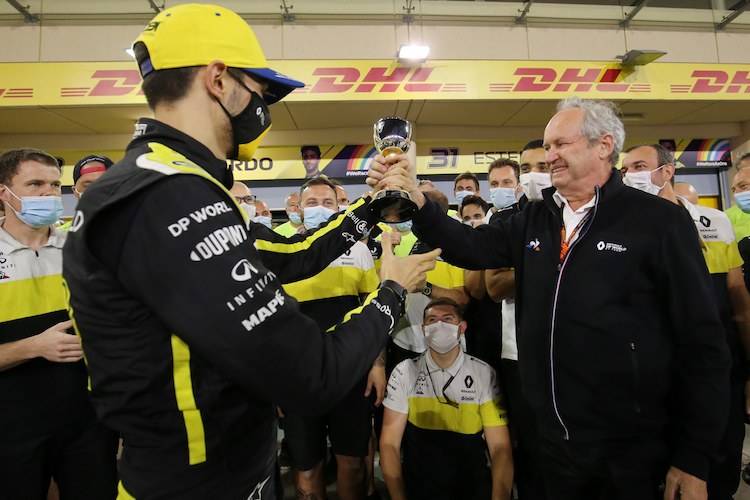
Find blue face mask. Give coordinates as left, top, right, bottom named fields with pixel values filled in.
left=252, top=215, right=273, bottom=229
left=489, top=187, right=517, bottom=209
left=302, top=206, right=336, bottom=230
left=455, top=190, right=474, bottom=205
left=735, top=191, right=750, bottom=214
left=288, top=211, right=302, bottom=224
left=6, top=187, right=64, bottom=229
left=395, top=220, right=413, bottom=232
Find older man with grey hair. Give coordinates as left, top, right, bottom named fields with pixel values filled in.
left=368, top=96, right=731, bottom=500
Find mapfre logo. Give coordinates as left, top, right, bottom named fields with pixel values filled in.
left=294, top=67, right=464, bottom=94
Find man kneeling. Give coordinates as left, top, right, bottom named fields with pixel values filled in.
left=380, top=297, right=513, bottom=500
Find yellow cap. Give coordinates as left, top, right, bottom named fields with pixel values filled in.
left=133, top=4, right=303, bottom=104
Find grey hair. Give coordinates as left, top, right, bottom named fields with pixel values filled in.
left=556, top=96, right=625, bottom=168
left=736, top=152, right=750, bottom=170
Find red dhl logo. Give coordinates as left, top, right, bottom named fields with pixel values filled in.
left=60, top=70, right=144, bottom=97
left=295, top=67, right=465, bottom=93
left=671, top=70, right=750, bottom=94
left=495, top=68, right=646, bottom=93
left=32, top=66, right=750, bottom=99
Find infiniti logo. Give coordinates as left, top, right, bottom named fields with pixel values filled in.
left=231, top=258, right=260, bottom=282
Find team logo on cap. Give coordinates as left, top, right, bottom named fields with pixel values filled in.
left=143, top=21, right=161, bottom=32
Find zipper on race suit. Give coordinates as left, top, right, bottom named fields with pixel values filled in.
left=549, top=186, right=600, bottom=440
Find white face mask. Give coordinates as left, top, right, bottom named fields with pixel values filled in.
left=240, top=202, right=256, bottom=220
left=519, top=172, right=552, bottom=201
left=622, top=165, right=667, bottom=196
left=423, top=321, right=461, bottom=354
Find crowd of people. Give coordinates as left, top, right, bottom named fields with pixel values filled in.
left=1, top=3, right=750, bottom=500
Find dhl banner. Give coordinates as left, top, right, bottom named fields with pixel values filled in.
left=57, top=139, right=729, bottom=185
left=6, top=60, right=750, bottom=106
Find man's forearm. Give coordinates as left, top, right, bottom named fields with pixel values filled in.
left=0, top=338, right=35, bottom=372
left=374, top=348, right=386, bottom=368
left=464, top=270, right=487, bottom=300
left=486, top=269, right=515, bottom=303
left=380, top=443, right=407, bottom=500
left=490, top=446, right=514, bottom=500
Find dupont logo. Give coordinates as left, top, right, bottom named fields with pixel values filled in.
left=597, top=241, right=627, bottom=253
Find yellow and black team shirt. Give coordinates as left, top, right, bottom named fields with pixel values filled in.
left=283, top=241, right=379, bottom=330
left=679, top=197, right=745, bottom=370
left=0, top=222, right=92, bottom=438
left=384, top=350, right=507, bottom=498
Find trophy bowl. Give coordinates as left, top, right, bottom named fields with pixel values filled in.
left=368, top=117, right=418, bottom=222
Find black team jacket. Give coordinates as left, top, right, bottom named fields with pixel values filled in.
left=62, top=119, right=400, bottom=500
left=411, top=169, right=731, bottom=481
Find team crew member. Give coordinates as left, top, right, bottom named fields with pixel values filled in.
left=230, top=181, right=256, bottom=222
left=0, top=148, right=118, bottom=499
left=485, top=158, right=520, bottom=222
left=381, top=298, right=512, bottom=500
left=516, top=139, right=551, bottom=204
left=450, top=172, right=480, bottom=220
left=283, top=176, right=383, bottom=500
left=368, top=97, right=731, bottom=499
left=253, top=199, right=273, bottom=229
left=728, top=159, right=750, bottom=292
left=275, top=192, right=302, bottom=236
left=61, top=5, right=439, bottom=500
left=622, top=143, right=750, bottom=499
left=58, top=154, right=114, bottom=231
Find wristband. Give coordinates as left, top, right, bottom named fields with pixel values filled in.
left=379, top=279, right=408, bottom=313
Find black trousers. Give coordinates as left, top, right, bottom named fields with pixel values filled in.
left=537, top=419, right=669, bottom=500
left=0, top=415, right=119, bottom=500
left=501, top=359, right=548, bottom=500
left=708, top=380, right=745, bottom=499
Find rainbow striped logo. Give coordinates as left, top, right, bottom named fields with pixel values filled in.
left=346, top=145, right=379, bottom=171
left=696, top=139, right=731, bottom=162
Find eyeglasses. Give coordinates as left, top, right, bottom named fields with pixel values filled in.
left=427, top=370, right=458, bottom=408
left=235, top=195, right=256, bottom=204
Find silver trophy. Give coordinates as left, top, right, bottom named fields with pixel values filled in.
left=368, top=117, right=418, bottom=222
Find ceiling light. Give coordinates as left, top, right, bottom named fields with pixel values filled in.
left=124, top=48, right=135, bottom=59
left=398, top=45, right=430, bottom=64
left=616, top=50, right=666, bottom=66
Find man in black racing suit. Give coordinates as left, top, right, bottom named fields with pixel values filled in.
left=61, top=4, right=438, bottom=499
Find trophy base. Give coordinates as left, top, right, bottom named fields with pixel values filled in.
left=368, top=189, right=418, bottom=222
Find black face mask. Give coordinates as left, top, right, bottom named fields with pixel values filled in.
left=216, top=73, right=272, bottom=161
